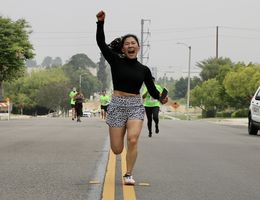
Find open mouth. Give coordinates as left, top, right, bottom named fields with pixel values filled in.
left=127, top=50, right=135, bottom=54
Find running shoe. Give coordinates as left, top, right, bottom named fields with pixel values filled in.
left=123, top=174, right=135, bottom=185
left=148, top=132, right=152, bottom=137
left=155, top=125, right=159, bottom=134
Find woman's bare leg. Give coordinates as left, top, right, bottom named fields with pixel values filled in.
left=109, top=126, right=126, bottom=154
left=125, top=120, right=143, bottom=174
left=101, top=109, right=104, bottom=119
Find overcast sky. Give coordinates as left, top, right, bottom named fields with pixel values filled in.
left=1, top=0, right=260, bottom=78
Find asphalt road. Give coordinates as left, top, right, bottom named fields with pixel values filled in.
left=1, top=117, right=260, bottom=200
left=0, top=118, right=108, bottom=200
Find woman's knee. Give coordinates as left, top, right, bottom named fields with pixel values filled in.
left=111, top=146, right=124, bottom=154
left=153, top=116, right=159, bottom=121
left=127, top=137, right=138, bottom=146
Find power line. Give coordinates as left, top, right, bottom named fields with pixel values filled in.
left=151, top=35, right=214, bottom=43
left=31, top=37, right=91, bottom=39
left=221, top=26, right=260, bottom=32
left=151, top=26, right=214, bottom=33
left=33, top=43, right=97, bottom=47
left=30, top=26, right=260, bottom=34
left=32, top=31, right=93, bottom=34
left=220, top=34, right=260, bottom=41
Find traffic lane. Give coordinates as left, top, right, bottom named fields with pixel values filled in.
left=135, top=120, right=260, bottom=200
left=0, top=117, right=108, bottom=200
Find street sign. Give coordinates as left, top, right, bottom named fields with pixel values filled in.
left=0, top=102, right=8, bottom=111
left=0, top=101, right=11, bottom=120
left=171, top=102, right=180, bottom=109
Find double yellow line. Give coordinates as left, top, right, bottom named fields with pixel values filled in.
left=102, top=148, right=136, bottom=200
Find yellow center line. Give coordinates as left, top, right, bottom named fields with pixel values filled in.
left=101, top=148, right=137, bottom=200
left=121, top=148, right=137, bottom=200
left=102, top=149, right=116, bottom=200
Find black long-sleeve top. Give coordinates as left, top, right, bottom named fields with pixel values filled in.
left=96, top=21, right=160, bottom=100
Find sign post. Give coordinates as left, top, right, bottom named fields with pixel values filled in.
left=6, top=98, right=10, bottom=120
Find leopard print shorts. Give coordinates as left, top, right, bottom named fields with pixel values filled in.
left=106, top=95, right=145, bottom=127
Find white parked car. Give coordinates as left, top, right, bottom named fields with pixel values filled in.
left=248, top=86, right=260, bottom=135
left=82, top=110, right=92, bottom=118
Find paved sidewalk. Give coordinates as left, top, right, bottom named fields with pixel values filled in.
left=204, top=118, right=248, bottom=126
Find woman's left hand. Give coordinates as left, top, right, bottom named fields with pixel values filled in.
left=160, top=96, right=168, bottom=104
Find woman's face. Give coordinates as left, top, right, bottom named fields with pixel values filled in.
left=121, top=36, right=140, bottom=59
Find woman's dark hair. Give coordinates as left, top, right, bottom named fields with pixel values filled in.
left=121, top=34, right=140, bottom=47
left=108, top=37, right=123, bottom=54
left=108, top=34, right=140, bottom=55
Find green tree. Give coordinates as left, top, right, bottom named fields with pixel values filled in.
left=0, top=16, right=34, bottom=100
left=41, top=56, right=52, bottom=67
left=224, top=64, right=260, bottom=102
left=80, top=71, right=102, bottom=98
left=52, top=57, right=62, bottom=67
left=191, top=77, right=202, bottom=90
left=36, top=82, right=70, bottom=113
left=173, top=77, right=187, bottom=99
left=197, top=57, right=233, bottom=81
left=4, top=67, right=69, bottom=114
left=16, top=93, right=31, bottom=115
left=190, top=79, right=222, bottom=117
left=97, top=53, right=109, bottom=90
left=67, top=53, right=97, bottom=70
left=63, top=54, right=102, bottom=97
left=215, top=65, right=233, bottom=84
left=4, top=75, right=36, bottom=112
left=26, top=59, right=37, bottom=67
left=173, top=76, right=201, bottom=99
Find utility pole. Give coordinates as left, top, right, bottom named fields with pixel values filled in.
left=140, top=19, right=151, bottom=64
left=79, top=73, right=88, bottom=91
left=187, top=46, right=191, bottom=117
left=176, top=42, right=191, bottom=120
left=216, top=26, right=219, bottom=59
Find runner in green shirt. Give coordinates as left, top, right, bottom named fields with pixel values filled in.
left=69, top=87, right=77, bottom=120
left=142, top=77, right=163, bottom=137
left=100, top=91, right=110, bottom=119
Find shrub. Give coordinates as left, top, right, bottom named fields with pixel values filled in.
left=231, top=108, right=249, bottom=118
left=202, top=109, right=216, bottom=118
left=216, top=111, right=232, bottom=118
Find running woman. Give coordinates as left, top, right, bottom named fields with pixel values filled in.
left=96, top=10, right=168, bottom=185
left=69, top=87, right=77, bottom=120
left=100, top=90, right=110, bottom=120
left=142, top=77, right=163, bottom=137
